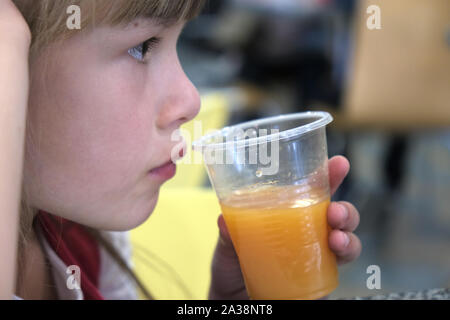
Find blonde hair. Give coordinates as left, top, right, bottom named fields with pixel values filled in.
left=14, top=0, right=206, bottom=300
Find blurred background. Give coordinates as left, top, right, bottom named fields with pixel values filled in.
left=132, top=0, right=450, bottom=299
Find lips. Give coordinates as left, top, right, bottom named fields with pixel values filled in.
left=148, top=139, right=185, bottom=181
left=148, top=160, right=176, bottom=181
left=151, top=147, right=184, bottom=172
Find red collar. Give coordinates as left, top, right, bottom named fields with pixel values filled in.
left=36, top=211, right=104, bottom=300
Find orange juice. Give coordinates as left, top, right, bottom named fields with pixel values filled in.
left=220, top=185, right=338, bottom=300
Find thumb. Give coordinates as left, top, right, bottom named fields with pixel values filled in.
left=210, top=214, right=248, bottom=300
left=211, top=214, right=241, bottom=278
left=217, top=214, right=236, bottom=251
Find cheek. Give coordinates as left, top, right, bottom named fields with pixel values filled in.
left=27, top=67, right=155, bottom=200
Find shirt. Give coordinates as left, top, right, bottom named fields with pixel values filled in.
left=13, top=212, right=138, bottom=300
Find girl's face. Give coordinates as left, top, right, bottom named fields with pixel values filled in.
left=24, top=18, right=200, bottom=231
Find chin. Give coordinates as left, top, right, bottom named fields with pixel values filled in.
left=104, top=191, right=160, bottom=231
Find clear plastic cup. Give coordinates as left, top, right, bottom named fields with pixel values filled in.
left=192, top=111, right=338, bottom=300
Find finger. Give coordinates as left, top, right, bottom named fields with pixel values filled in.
left=328, top=230, right=362, bottom=265
left=328, top=156, right=350, bottom=196
left=218, top=214, right=230, bottom=240
left=327, top=201, right=360, bottom=232
left=217, top=214, right=236, bottom=252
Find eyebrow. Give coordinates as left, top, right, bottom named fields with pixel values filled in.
left=131, top=16, right=185, bottom=30
left=117, top=17, right=187, bottom=43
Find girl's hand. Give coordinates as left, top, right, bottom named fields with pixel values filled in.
left=208, top=155, right=362, bottom=300
left=0, top=0, right=32, bottom=49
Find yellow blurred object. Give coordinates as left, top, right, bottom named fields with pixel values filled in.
left=129, top=92, right=231, bottom=299
left=130, top=188, right=222, bottom=299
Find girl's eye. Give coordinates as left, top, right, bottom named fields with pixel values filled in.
left=128, top=37, right=161, bottom=62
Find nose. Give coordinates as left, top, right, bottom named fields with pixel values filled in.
left=156, top=59, right=201, bottom=131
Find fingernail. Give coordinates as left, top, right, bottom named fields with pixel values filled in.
left=219, top=236, right=227, bottom=246
left=342, top=232, right=350, bottom=247
left=339, top=203, right=348, bottom=221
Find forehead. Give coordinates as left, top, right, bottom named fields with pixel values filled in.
left=91, top=0, right=201, bottom=28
